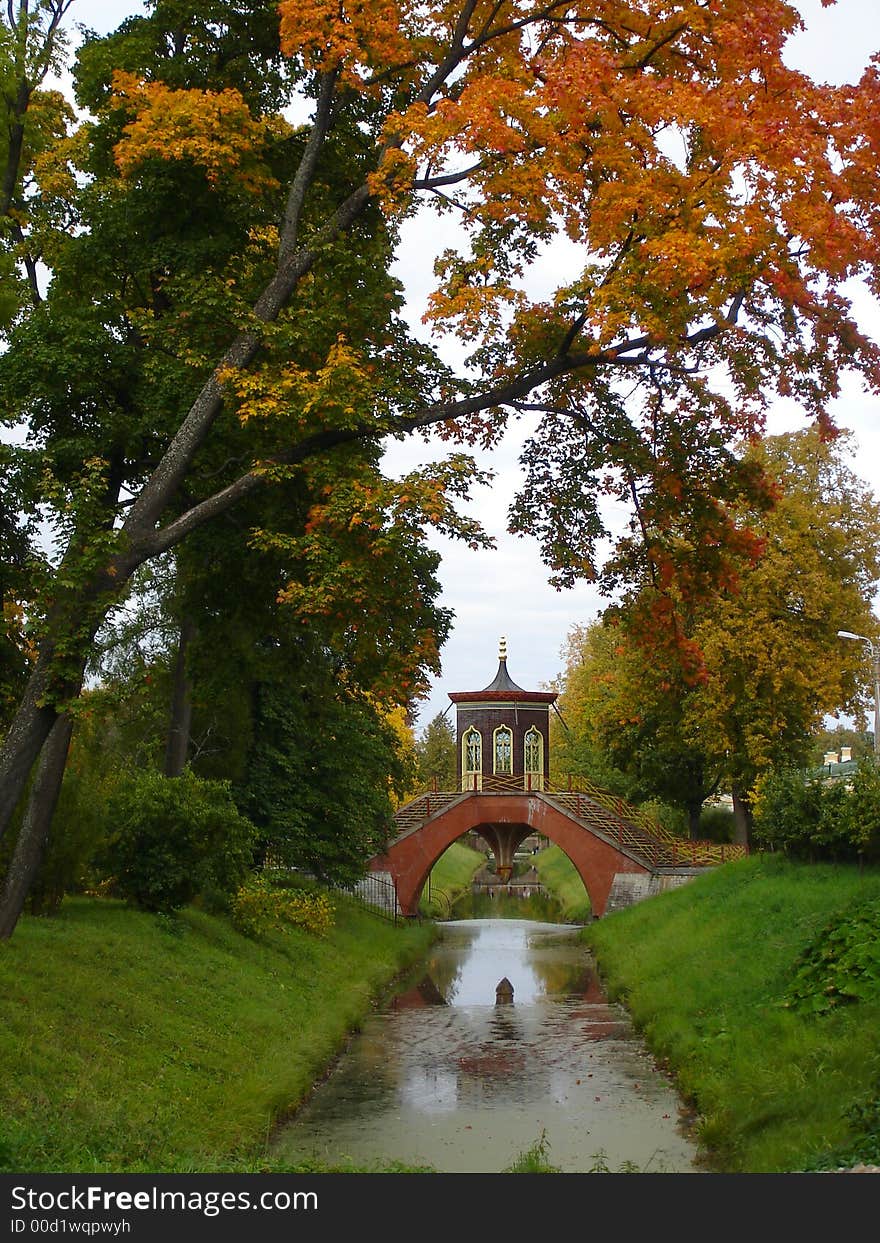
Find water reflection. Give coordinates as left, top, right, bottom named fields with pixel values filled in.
left=273, top=919, right=701, bottom=1173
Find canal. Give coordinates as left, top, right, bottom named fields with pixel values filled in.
left=272, top=917, right=702, bottom=1173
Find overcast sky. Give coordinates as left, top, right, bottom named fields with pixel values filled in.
left=50, top=1, right=880, bottom=726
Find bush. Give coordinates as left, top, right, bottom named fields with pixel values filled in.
left=230, top=874, right=334, bottom=938
left=752, top=766, right=824, bottom=857
left=640, top=799, right=688, bottom=838
left=753, top=758, right=880, bottom=862
left=0, top=731, right=119, bottom=917
left=837, top=760, right=880, bottom=863
left=698, top=804, right=736, bottom=842
left=99, top=769, right=258, bottom=913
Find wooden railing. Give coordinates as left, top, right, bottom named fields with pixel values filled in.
left=396, top=774, right=748, bottom=871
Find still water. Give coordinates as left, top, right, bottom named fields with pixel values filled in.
left=273, top=919, right=701, bottom=1173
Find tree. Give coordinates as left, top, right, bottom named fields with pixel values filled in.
left=4, top=1, right=880, bottom=934
left=753, top=757, right=880, bottom=864
left=237, top=635, right=415, bottom=886
left=557, top=429, right=880, bottom=843
left=415, top=711, right=457, bottom=790
left=686, top=429, right=880, bottom=839
left=553, top=620, right=719, bottom=836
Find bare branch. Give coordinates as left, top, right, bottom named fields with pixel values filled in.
left=280, top=68, right=339, bottom=258
left=413, top=159, right=485, bottom=189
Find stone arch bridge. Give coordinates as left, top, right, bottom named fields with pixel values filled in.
left=369, top=777, right=746, bottom=919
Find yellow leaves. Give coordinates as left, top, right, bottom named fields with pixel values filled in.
left=110, top=72, right=279, bottom=195
left=367, top=145, right=418, bottom=212
left=220, top=337, right=373, bottom=431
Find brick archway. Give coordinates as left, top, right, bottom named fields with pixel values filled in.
left=371, top=792, right=652, bottom=918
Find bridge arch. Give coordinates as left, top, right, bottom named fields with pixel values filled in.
left=372, top=792, right=652, bottom=919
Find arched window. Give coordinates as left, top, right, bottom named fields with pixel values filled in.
left=493, top=725, right=513, bottom=775
left=462, top=727, right=482, bottom=790
left=524, top=727, right=544, bottom=790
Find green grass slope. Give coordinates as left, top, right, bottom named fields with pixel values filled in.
left=584, top=854, right=880, bottom=1172
left=0, top=895, right=433, bottom=1173
left=533, top=846, right=592, bottom=922
left=419, top=840, right=485, bottom=917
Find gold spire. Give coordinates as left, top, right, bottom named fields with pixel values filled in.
left=499, top=635, right=507, bottom=661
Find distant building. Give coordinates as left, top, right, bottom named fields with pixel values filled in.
left=812, top=749, right=859, bottom=782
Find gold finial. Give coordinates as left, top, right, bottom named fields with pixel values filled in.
left=499, top=635, right=507, bottom=661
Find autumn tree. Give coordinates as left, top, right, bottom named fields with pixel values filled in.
left=557, top=429, right=880, bottom=843
left=4, top=0, right=880, bottom=935
left=682, top=429, right=880, bottom=839
left=0, top=0, right=483, bottom=932
left=553, top=620, right=715, bottom=835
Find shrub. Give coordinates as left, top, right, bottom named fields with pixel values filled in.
left=698, top=805, right=736, bottom=842
left=837, top=760, right=880, bottom=862
left=230, top=874, right=334, bottom=938
left=0, top=735, right=119, bottom=917
left=99, top=769, right=257, bottom=913
left=754, top=758, right=880, bottom=862
left=752, top=766, right=825, bottom=857
left=640, top=799, right=687, bottom=838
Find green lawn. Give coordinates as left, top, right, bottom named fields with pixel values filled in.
left=0, top=894, right=434, bottom=1172
left=419, top=839, right=486, bottom=917
left=584, top=853, right=880, bottom=1172
left=533, top=845, right=592, bottom=922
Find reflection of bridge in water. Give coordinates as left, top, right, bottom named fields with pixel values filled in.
left=370, top=774, right=747, bottom=919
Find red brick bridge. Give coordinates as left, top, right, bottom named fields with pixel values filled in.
left=369, top=776, right=746, bottom=918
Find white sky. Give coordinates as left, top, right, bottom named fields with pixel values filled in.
left=41, top=1, right=880, bottom=727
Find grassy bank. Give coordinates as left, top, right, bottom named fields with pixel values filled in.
left=0, top=894, right=434, bottom=1172
left=584, top=853, right=880, bottom=1172
left=533, top=845, right=592, bottom=922
left=419, top=840, right=485, bottom=917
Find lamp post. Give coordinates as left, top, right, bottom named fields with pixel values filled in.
left=837, top=630, right=880, bottom=758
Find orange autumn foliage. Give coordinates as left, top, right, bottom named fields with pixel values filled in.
left=111, top=71, right=280, bottom=195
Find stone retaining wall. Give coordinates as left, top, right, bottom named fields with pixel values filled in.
left=604, top=869, right=706, bottom=915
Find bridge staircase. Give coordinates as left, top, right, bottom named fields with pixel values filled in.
left=392, top=776, right=746, bottom=875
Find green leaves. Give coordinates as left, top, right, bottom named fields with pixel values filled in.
left=239, top=660, right=409, bottom=888
left=785, top=900, right=880, bottom=1015
left=754, top=758, right=880, bottom=864
left=98, top=768, right=258, bottom=914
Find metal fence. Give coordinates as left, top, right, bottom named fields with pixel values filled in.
left=345, top=870, right=403, bottom=923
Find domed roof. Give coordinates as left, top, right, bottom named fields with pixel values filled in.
left=448, top=637, right=557, bottom=704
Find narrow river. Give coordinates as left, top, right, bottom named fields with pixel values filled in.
left=273, top=918, right=702, bottom=1173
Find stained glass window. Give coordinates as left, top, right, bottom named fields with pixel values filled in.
left=524, top=727, right=542, bottom=775
left=494, top=726, right=513, bottom=774
left=463, top=727, right=482, bottom=775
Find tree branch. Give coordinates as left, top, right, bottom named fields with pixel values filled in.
left=280, top=68, right=339, bottom=258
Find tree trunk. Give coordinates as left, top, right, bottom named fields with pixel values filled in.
left=0, top=714, right=74, bottom=940
left=687, top=800, right=703, bottom=841
left=0, top=651, right=63, bottom=839
left=731, top=785, right=752, bottom=848
left=163, top=618, right=196, bottom=778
